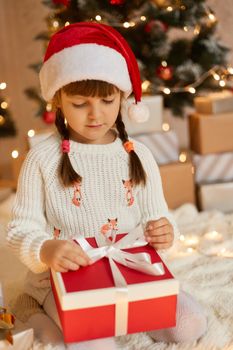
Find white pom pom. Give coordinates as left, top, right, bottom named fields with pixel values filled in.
left=128, top=101, right=150, bottom=123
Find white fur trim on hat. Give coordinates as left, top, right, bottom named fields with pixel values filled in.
left=39, top=43, right=132, bottom=101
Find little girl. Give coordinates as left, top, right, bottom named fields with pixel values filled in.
left=7, top=22, right=207, bottom=349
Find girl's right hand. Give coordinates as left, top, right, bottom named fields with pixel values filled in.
left=40, top=239, right=92, bottom=272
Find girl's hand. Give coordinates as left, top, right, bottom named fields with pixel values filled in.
left=144, top=217, right=174, bottom=250
left=40, top=239, right=92, bottom=272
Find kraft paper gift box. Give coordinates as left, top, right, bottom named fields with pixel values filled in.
left=121, top=95, right=163, bottom=135
left=189, top=112, right=233, bottom=155
left=51, top=227, right=179, bottom=343
left=193, top=152, right=233, bottom=184
left=194, top=91, right=233, bottom=114
left=159, top=161, right=196, bottom=209
left=198, top=182, right=233, bottom=213
left=134, top=130, right=179, bottom=165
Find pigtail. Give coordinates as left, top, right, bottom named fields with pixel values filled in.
left=55, top=108, right=82, bottom=187
left=115, top=113, right=147, bottom=188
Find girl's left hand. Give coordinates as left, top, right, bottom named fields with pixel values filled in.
left=144, top=217, right=174, bottom=250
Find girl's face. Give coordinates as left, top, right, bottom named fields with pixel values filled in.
left=59, top=89, right=121, bottom=144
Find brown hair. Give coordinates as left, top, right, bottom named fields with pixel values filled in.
left=52, top=80, right=147, bottom=188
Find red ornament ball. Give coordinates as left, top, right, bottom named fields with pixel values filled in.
left=156, top=65, right=173, bottom=81
left=144, top=20, right=168, bottom=34
left=110, top=0, right=125, bottom=5
left=43, top=111, right=56, bottom=124
left=53, top=0, right=70, bottom=6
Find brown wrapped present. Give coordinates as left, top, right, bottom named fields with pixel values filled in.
left=194, top=91, right=233, bottom=114
left=189, top=112, right=233, bottom=154
left=159, top=161, right=196, bottom=209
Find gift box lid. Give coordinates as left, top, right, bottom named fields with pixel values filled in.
left=51, top=234, right=179, bottom=311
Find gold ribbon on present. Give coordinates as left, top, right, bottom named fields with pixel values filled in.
left=74, top=224, right=165, bottom=336
left=0, top=306, right=15, bottom=345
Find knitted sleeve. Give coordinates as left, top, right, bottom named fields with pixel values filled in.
left=6, top=148, right=51, bottom=274
left=136, top=142, right=180, bottom=241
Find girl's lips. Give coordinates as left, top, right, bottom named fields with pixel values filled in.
left=86, top=124, right=102, bottom=128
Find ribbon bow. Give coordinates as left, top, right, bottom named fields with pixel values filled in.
left=74, top=224, right=165, bottom=335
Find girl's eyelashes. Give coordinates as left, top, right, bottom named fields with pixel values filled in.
left=72, top=103, right=86, bottom=108
left=72, top=99, right=114, bottom=108
left=103, top=99, right=114, bottom=104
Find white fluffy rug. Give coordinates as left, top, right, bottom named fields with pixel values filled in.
left=0, top=192, right=233, bottom=350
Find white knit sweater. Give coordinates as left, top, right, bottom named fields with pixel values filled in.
left=7, top=131, right=179, bottom=304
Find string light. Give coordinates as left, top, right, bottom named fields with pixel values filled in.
left=95, top=15, right=102, bottom=21
left=52, top=20, right=59, bottom=28
left=158, top=65, right=233, bottom=95
left=140, top=16, right=146, bottom=21
left=162, top=122, right=170, bottom=131
left=11, top=150, right=19, bottom=159
left=0, top=82, right=6, bottom=90
left=65, top=21, right=70, bottom=26
left=163, top=87, right=171, bottom=94
left=123, top=22, right=130, bottom=28
left=1, top=101, right=8, bottom=109
left=46, top=103, right=52, bottom=112
left=179, top=152, right=187, bottom=163
left=188, top=87, right=196, bottom=94
left=141, top=80, right=151, bottom=92
left=28, top=129, right=35, bottom=138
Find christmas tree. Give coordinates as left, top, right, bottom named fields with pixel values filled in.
left=0, top=83, right=17, bottom=137
left=27, top=0, right=231, bottom=117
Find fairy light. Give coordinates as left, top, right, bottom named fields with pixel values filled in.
left=208, top=13, right=216, bottom=22
left=140, top=16, right=146, bottom=21
left=11, top=150, right=19, bottom=159
left=95, top=15, right=102, bottom=21
left=183, top=235, right=200, bottom=248
left=161, top=61, right=167, bottom=67
left=162, top=122, right=170, bottom=131
left=163, top=87, right=171, bottom=95
left=183, top=26, right=188, bottom=32
left=203, top=231, right=223, bottom=242
left=179, top=152, right=187, bottom=163
left=141, top=80, right=151, bottom=92
left=188, top=87, right=196, bottom=94
left=46, top=103, right=52, bottom=112
left=213, top=73, right=220, bottom=81
left=219, top=80, right=226, bottom=87
left=52, top=20, right=59, bottom=28
left=28, top=129, right=35, bottom=138
left=0, top=115, right=5, bottom=125
left=191, top=166, right=195, bottom=175
left=166, top=6, right=173, bottom=12
left=227, top=67, right=233, bottom=74
left=1, top=101, right=8, bottom=109
left=123, top=22, right=130, bottom=28
left=0, top=82, right=6, bottom=90
left=64, top=21, right=70, bottom=26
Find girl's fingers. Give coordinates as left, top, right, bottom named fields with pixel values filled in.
left=145, top=224, right=172, bottom=236
left=59, top=257, right=80, bottom=271
left=146, top=218, right=169, bottom=230
left=146, top=233, right=173, bottom=243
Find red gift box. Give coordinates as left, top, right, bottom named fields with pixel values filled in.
left=51, top=233, right=179, bottom=343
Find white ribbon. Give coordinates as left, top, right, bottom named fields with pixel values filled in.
left=74, top=224, right=165, bottom=336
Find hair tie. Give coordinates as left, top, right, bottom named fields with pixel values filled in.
left=61, top=139, right=70, bottom=153
left=124, top=140, right=134, bottom=153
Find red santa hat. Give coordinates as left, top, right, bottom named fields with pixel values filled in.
left=39, top=21, right=149, bottom=123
